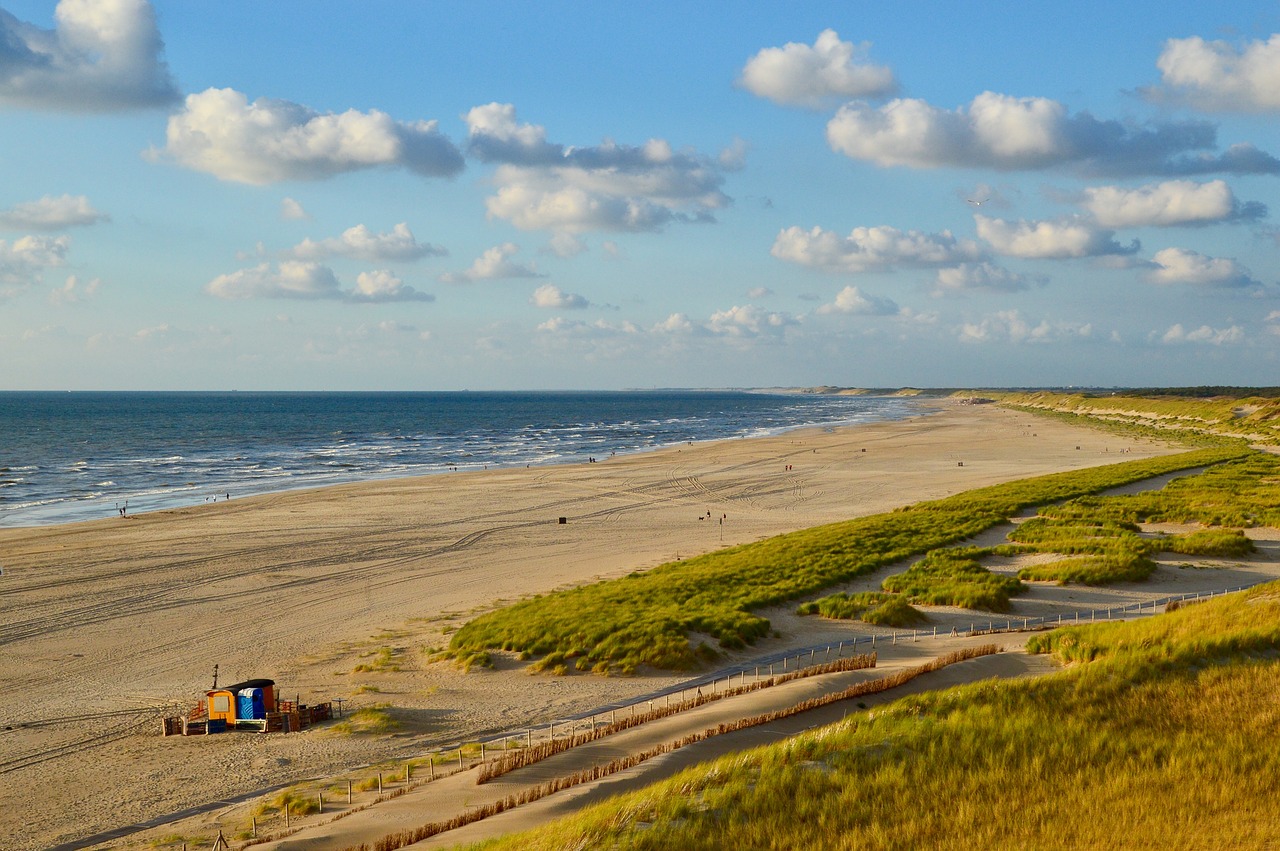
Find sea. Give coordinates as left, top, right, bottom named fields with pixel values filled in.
left=0, top=390, right=929, bottom=528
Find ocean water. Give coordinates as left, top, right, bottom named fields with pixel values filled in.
left=0, top=391, right=927, bottom=527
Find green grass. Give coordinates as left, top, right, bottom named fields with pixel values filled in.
left=464, top=582, right=1280, bottom=850
left=993, top=390, right=1280, bottom=446
left=797, top=591, right=926, bottom=626
left=447, top=447, right=1246, bottom=673
left=881, top=547, right=1024, bottom=611
left=327, top=703, right=399, bottom=736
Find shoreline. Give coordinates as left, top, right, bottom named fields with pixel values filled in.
left=1, top=393, right=933, bottom=530
left=0, top=402, right=1205, bottom=850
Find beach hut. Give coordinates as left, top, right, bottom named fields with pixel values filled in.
left=206, top=678, right=276, bottom=726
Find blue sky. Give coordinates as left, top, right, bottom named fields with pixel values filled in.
left=1, top=1, right=1278, bottom=390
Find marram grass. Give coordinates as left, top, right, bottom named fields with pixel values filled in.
left=448, top=447, right=1247, bottom=673
left=465, top=582, right=1280, bottom=851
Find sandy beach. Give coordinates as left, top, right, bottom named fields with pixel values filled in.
left=4, top=402, right=1271, bottom=850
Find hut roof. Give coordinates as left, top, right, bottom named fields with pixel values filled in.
left=216, top=678, right=276, bottom=693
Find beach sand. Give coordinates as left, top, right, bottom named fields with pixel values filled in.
left=1, top=402, right=1262, bottom=850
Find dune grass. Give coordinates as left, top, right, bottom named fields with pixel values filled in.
left=446, top=447, right=1247, bottom=673
left=464, top=582, right=1280, bottom=850
left=880, top=547, right=1024, bottom=611
left=996, top=390, right=1280, bottom=446
left=796, top=591, right=926, bottom=626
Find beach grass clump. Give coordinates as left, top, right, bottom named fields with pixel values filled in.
left=447, top=448, right=1248, bottom=671
left=797, top=591, right=926, bottom=627
left=1016, top=551, right=1157, bottom=585
left=465, top=582, right=1280, bottom=850
left=327, top=703, right=399, bottom=736
left=881, top=547, right=1024, bottom=611
left=1159, top=528, right=1256, bottom=557
left=353, top=645, right=402, bottom=673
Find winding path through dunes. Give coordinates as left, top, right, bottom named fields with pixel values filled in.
left=0, top=403, right=1205, bottom=850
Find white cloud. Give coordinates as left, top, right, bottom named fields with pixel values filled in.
left=652, top=313, right=696, bottom=335
left=746, top=286, right=774, bottom=299
left=0, top=235, right=70, bottom=298
left=975, top=215, right=1139, bottom=259
left=0, top=0, right=178, bottom=111
left=1147, top=247, right=1257, bottom=288
left=958, top=310, right=1092, bottom=344
left=530, top=283, right=588, bottom=309
left=0, top=194, right=108, bottom=230
left=1266, top=311, right=1280, bottom=336
left=205, top=261, right=431, bottom=302
left=288, top=223, right=444, bottom=262
left=48, top=274, right=100, bottom=305
left=706, top=304, right=798, bottom=337
left=1153, top=35, right=1280, bottom=112
left=772, top=224, right=982, bottom=272
left=1081, top=179, right=1265, bottom=227
left=350, top=270, right=433, bottom=303
left=738, top=29, right=896, bottom=108
left=536, top=316, right=638, bottom=336
left=1159, top=323, right=1244, bottom=345
left=440, top=243, right=541, bottom=283
left=158, top=88, right=464, bottom=184
left=280, top=197, right=310, bottom=221
left=826, top=91, right=1280, bottom=176
left=466, top=103, right=729, bottom=233
left=933, top=262, right=1033, bottom=295
left=816, top=285, right=898, bottom=315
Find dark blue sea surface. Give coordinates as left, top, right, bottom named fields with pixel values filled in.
left=0, top=391, right=927, bottom=527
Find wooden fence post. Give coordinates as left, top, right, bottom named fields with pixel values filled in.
left=347, top=780, right=353, bottom=803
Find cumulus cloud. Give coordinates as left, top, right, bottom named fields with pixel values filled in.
left=0, top=194, right=108, bottom=230
left=975, top=215, right=1139, bottom=259
left=816, top=285, right=898, bottom=315
left=1159, top=323, right=1244, bottom=344
left=958, top=310, right=1092, bottom=344
left=1081, top=179, right=1265, bottom=227
left=349, top=270, right=433, bottom=303
left=746, top=286, right=774, bottom=299
left=205, top=261, right=431, bottom=302
left=0, top=235, right=69, bottom=298
left=826, top=91, right=1280, bottom=176
left=530, top=283, right=588, bottom=309
left=933, top=262, right=1034, bottom=295
left=707, top=304, right=798, bottom=338
left=771, top=224, right=982, bottom=272
left=1266, top=311, right=1280, bottom=335
left=157, top=88, right=465, bottom=184
left=439, top=243, right=541, bottom=283
left=465, top=103, right=729, bottom=233
left=1152, top=35, right=1280, bottom=112
left=288, top=223, right=444, bottom=262
left=1147, top=247, right=1258, bottom=288
left=652, top=313, right=697, bottom=335
left=0, top=0, right=178, bottom=111
left=738, top=29, right=896, bottom=108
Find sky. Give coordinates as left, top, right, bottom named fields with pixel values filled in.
left=1, top=1, right=1279, bottom=391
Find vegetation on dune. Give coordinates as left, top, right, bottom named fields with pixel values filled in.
left=881, top=547, right=1024, bottom=611
left=447, top=447, right=1247, bottom=673
left=465, top=583, right=1280, bottom=851
left=993, top=390, right=1280, bottom=446
left=796, top=591, right=926, bottom=626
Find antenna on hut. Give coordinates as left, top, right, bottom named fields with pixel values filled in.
left=211, top=664, right=219, bottom=690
